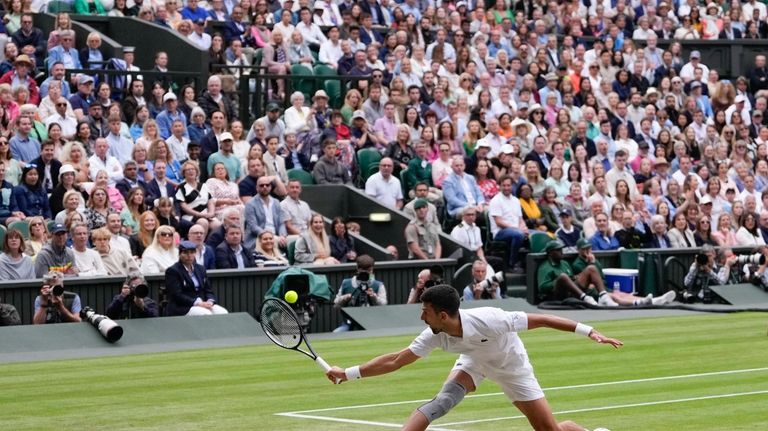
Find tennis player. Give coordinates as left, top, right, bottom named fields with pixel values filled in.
left=326, top=285, right=622, bottom=431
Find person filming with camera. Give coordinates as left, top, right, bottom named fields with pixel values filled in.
left=463, top=260, right=503, bottom=301
left=106, top=271, right=159, bottom=320
left=33, top=271, right=82, bottom=324
left=333, top=254, right=387, bottom=332
left=683, top=245, right=734, bottom=303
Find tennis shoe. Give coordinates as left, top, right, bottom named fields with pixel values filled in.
left=652, top=290, right=677, bottom=305
left=641, top=294, right=653, bottom=305
left=598, top=293, right=619, bottom=307
left=582, top=295, right=598, bottom=305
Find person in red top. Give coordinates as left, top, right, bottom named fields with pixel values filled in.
left=0, top=54, right=40, bottom=105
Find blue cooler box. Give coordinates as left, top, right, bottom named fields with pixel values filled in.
left=603, top=269, right=638, bottom=293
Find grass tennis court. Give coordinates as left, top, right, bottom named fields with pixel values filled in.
left=2, top=312, right=767, bottom=430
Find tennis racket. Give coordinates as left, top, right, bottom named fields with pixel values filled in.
left=259, top=298, right=335, bottom=378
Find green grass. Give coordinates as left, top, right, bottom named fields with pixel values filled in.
left=2, top=313, right=767, bottom=430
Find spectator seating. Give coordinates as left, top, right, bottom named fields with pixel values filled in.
left=356, top=147, right=382, bottom=185
left=287, top=168, right=315, bottom=185
left=8, top=220, right=30, bottom=240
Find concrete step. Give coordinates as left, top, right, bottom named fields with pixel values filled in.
left=506, top=285, right=528, bottom=299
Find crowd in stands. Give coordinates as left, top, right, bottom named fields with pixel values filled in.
left=0, top=0, right=764, bottom=310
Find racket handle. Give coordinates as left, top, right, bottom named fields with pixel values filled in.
left=315, top=356, right=340, bottom=383
left=315, top=356, right=331, bottom=372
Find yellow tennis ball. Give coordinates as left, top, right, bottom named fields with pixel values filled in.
left=284, top=290, right=298, bottom=304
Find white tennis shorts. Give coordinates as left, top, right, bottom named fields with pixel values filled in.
left=451, top=354, right=545, bottom=402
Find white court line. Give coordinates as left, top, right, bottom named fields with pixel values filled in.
left=275, top=413, right=463, bottom=431
left=278, top=366, right=768, bottom=415
left=438, top=389, right=768, bottom=427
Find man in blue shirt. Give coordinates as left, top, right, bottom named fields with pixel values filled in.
left=156, top=92, right=188, bottom=140
left=590, top=212, right=620, bottom=251
left=9, top=116, right=40, bottom=163
left=181, top=0, right=210, bottom=22
left=68, top=74, right=95, bottom=120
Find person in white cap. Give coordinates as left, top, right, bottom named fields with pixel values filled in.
left=680, top=50, right=710, bottom=83
left=206, top=131, right=240, bottom=180
left=156, top=91, right=188, bottom=140
left=725, top=94, right=752, bottom=126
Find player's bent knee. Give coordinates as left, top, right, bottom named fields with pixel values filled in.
left=416, top=381, right=466, bottom=423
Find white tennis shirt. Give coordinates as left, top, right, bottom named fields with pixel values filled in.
left=408, top=307, right=534, bottom=375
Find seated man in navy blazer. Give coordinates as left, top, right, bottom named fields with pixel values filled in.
left=215, top=224, right=255, bottom=269
left=31, top=140, right=61, bottom=193
left=165, top=241, right=228, bottom=316
left=144, top=160, right=175, bottom=209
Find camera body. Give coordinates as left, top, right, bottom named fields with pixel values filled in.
left=352, top=271, right=374, bottom=306
left=696, top=253, right=709, bottom=266
left=126, top=283, right=149, bottom=300
left=43, top=284, right=64, bottom=297
left=477, top=271, right=504, bottom=294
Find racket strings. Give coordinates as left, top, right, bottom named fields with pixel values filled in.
left=261, top=302, right=303, bottom=349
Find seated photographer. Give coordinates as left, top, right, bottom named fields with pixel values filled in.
left=462, top=260, right=503, bottom=301
left=105, top=271, right=158, bottom=319
left=683, top=245, right=734, bottom=303
left=32, top=271, right=82, bottom=324
left=0, top=300, right=20, bottom=326
left=332, top=254, right=387, bottom=332
left=407, top=268, right=432, bottom=304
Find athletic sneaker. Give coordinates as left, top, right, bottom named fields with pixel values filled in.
left=598, top=293, right=619, bottom=307
left=582, top=295, right=598, bottom=305
left=640, top=294, right=654, bottom=305
left=652, top=290, right=677, bottom=305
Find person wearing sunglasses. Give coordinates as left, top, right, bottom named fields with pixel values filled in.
left=139, top=226, right=179, bottom=274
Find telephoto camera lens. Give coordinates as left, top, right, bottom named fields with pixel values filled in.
left=132, top=284, right=149, bottom=299
left=736, top=253, right=766, bottom=265
left=52, top=285, right=64, bottom=296
left=80, top=306, right=123, bottom=343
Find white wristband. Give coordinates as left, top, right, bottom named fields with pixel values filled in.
left=575, top=323, right=593, bottom=337
left=345, top=365, right=362, bottom=380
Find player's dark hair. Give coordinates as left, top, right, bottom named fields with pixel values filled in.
left=421, top=285, right=460, bottom=317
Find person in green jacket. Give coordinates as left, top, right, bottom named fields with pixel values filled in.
left=74, top=0, right=106, bottom=15
left=536, top=239, right=617, bottom=305
left=572, top=238, right=677, bottom=306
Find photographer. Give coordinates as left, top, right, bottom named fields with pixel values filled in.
left=683, top=245, right=731, bottom=303
left=32, top=271, right=82, bottom=324
left=105, top=271, right=159, bottom=320
left=463, top=260, right=503, bottom=301
left=407, top=269, right=432, bottom=304
left=333, top=255, right=387, bottom=332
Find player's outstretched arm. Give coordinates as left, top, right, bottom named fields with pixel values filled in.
left=527, top=313, right=623, bottom=348
left=326, top=348, right=420, bottom=384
